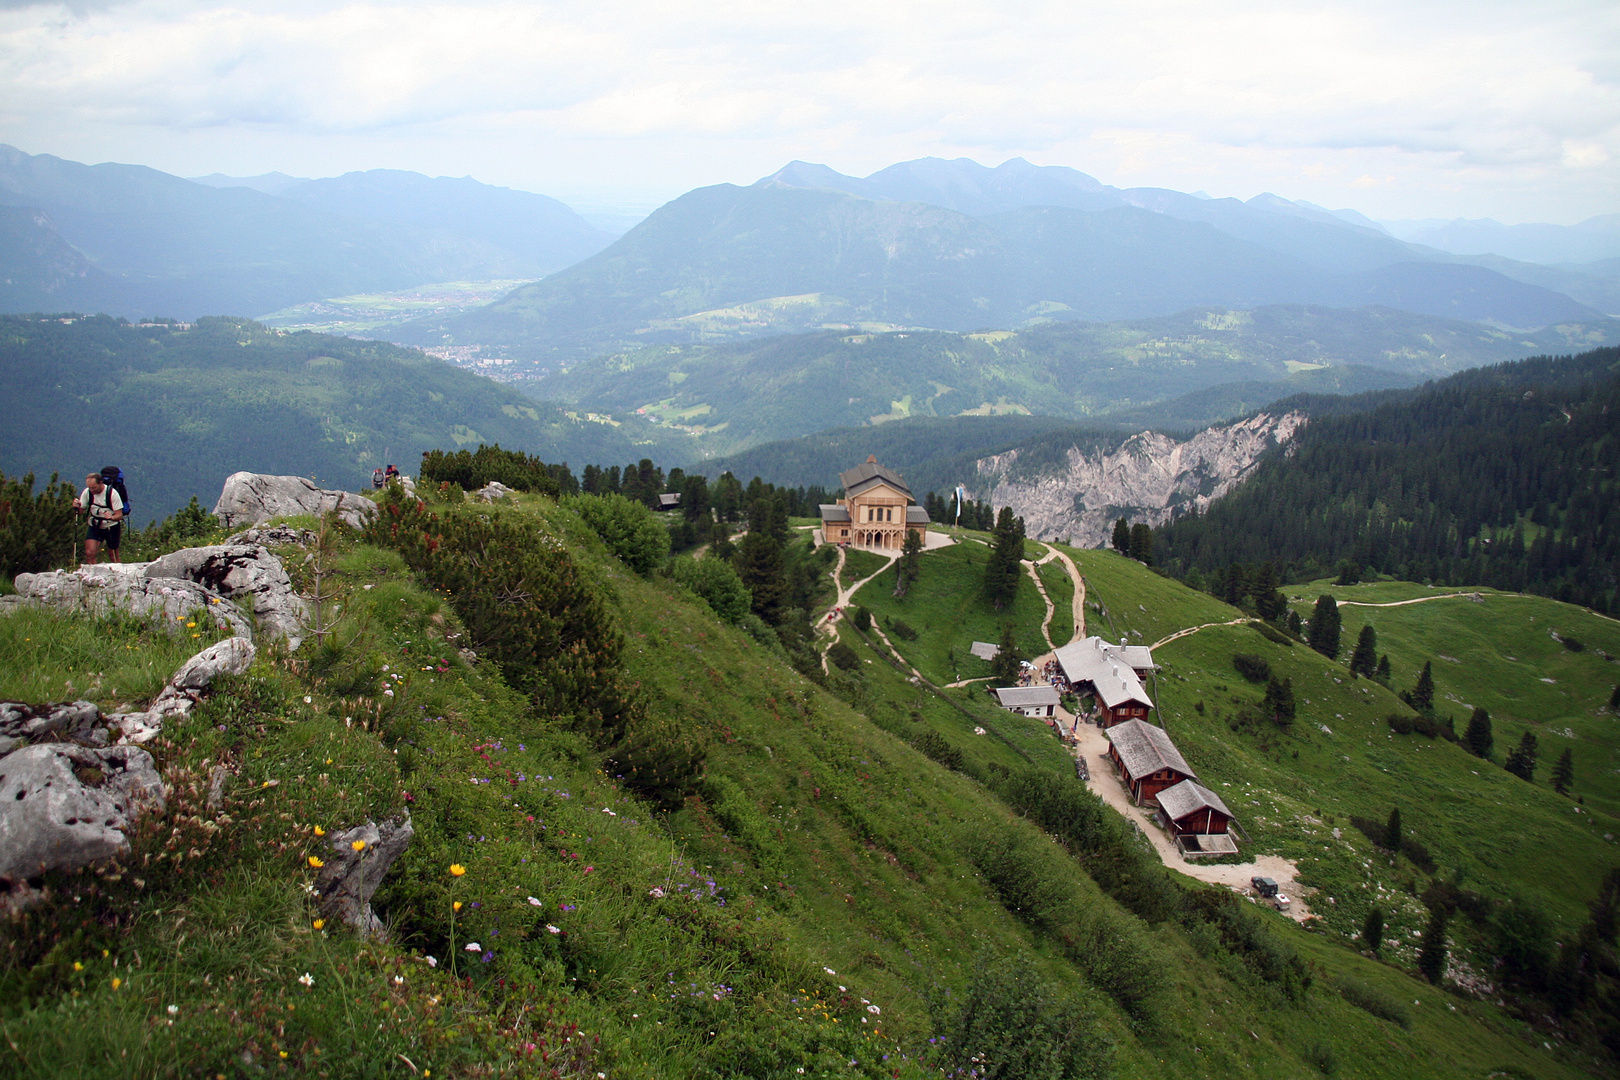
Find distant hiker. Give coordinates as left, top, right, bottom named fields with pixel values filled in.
left=385, top=464, right=400, bottom=483
left=95, top=465, right=130, bottom=560
left=74, top=471, right=124, bottom=565
left=372, top=467, right=385, bottom=490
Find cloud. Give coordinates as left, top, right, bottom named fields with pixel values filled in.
left=0, top=0, right=1615, bottom=221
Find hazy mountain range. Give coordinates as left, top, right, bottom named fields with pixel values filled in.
left=395, top=157, right=1615, bottom=365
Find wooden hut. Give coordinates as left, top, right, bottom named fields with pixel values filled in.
left=1156, top=779, right=1238, bottom=855
left=1106, top=719, right=1195, bottom=805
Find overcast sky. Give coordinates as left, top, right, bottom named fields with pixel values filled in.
left=1, top=0, right=1616, bottom=223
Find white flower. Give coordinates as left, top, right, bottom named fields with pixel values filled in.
left=303, top=696, right=312, bottom=705
left=394, top=975, right=404, bottom=984
left=528, top=896, right=544, bottom=907
left=383, top=689, right=394, bottom=697
left=166, top=1004, right=178, bottom=1016
left=867, top=1005, right=880, bottom=1015
left=424, top=956, right=438, bottom=968
left=824, top=967, right=836, bottom=975
left=648, top=887, right=665, bottom=899
left=546, top=924, right=561, bottom=934
left=839, top=985, right=846, bottom=992
left=464, top=942, right=482, bottom=952
left=297, top=973, right=314, bottom=988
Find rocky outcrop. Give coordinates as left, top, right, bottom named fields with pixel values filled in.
left=972, top=411, right=1306, bottom=546
left=473, top=480, right=514, bottom=503
left=146, top=544, right=309, bottom=648
left=5, top=564, right=254, bottom=639
left=314, top=816, right=414, bottom=940
left=0, top=700, right=107, bottom=756
left=0, top=743, right=165, bottom=895
left=109, top=637, right=257, bottom=744
left=225, top=525, right=320, bottom=548
left=213, top=472, right=376, bottom=530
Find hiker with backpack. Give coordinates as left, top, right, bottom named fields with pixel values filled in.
left=74, top=469, right=125, bottom=565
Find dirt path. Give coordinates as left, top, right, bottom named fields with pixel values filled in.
left=1150, top=617, right=1254, bottom=651
left=1066, top=719, right=1314, bottom=921
left=1024, top=557, right=1058, bottom=651
left=1045, top=547, right=1087, bottom=642
left=1335, top=593, right=1484, bottom=609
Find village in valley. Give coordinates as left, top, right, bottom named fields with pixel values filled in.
left=804, top=455, right=1306, bottom=919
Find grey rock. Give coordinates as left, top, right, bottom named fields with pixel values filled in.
left=205, top=764, right=230, bottom=814
left=970, top=411, right=1307, bottom=545
left=225, top=525, right=320, bottom=548
left=213, top=472, right=377, bottom=530
left=146, top=545, right=308, bottom=648
left=0, top=743, right=166, bottom=890
left=473, top=481, right=515, bottom=503
left=109, top=637, right=257, bottom=744
left=6, top=565, right=253, bottom=640
left=314, top=815, right=414, bottom=940
left=0, top=699, right=102, bottom=750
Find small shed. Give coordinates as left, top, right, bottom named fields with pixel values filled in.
left=1106, top=719, right=1196, bottom=805
left=1156, top=780, right=1237, bottom=856
left=656, top=492, right=682, bottom=511
left=969, top=641, right=1000, bottom=662
left=991, top=685, right=1061, bottom=718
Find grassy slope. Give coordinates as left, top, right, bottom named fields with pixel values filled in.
left=2, top=502, right=1604, bottom=1079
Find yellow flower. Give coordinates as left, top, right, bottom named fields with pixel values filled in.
left=312, top=919, right=325, bottom=930
left=186, top=622, right=196, bottom=629
left=453, top=901, right=462, bottom=912
left=111, top=977, right=122, bottom=990
left=101, top=950, right=109, bottom=958
left=278, top=1051, right=288, bottom=1060
left=73, top=962, right=83, bottom=972
left=351, top=839, right=367, bottom=852
left=313, top=826, right=326, bottom=837
left=449, top=864, right=466, bottom=877
left=308, top=856, right=325, bottom=869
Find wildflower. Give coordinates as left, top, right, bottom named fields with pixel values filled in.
left=73, top=962, right=83, bottom=972
left=425, top=956, right=438, bottom=968
left=453, top=901, right=462, bottom=912
left=308, top=856, right=324, bottom=869
left=303, top=696, right=312, bottom=705
left=111, top=978, right=122, bottom=990
left=313, top=826, right=325, bottom=837
left=546, top=925, right=561, bottom=934
left=279, top=1051, right=288, bottom=1059
left=464, top=942, right=482, bottom=952
left=383, top=689, right=394, bottom=697
left=583, top=865, right=594, bottom=874
left=867, top=1005, right=880, bottom=1015
left=298, top=972, right=314, bottom=987
left=824, top=967, right=836, bottom=975
left=648, top=887, right=665, bottom=899
left=449, top=864, right=466, bottom=877
left=394, top=975, right=404, bottom=984
left=351, top=839, right=367, bottom=852
left=481, top=951, right=494, bottom=963
left=186, top=622, right=195, bottom=628
left=167, top=1005, right=178, bottom=1015
left=312, top=919, right=325, bottom=930
left=527, top=896, right=543, bottom=907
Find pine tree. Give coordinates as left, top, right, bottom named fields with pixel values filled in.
left=1384, top=806, right=1402, bottom=852
left=1552, top=748, right=1574, bottom=795
left=1374, top=654, right=1391, bottom=684
left=1111, top=517, right=1130, bottom=554
left=1610, top=684, right=1620, bottom=711
left=1362, top=907, right=1384, bottom=953
left=1417, top=906, right=1450, bottom=984
left=1464, top=706, right=1493, bottom=759
left=1263, top=676, right=1296, bottom=728
left=1129, top=523, right=1154, bottom=566
left=1504, top=730, right=1539, bottom=782
left=1335, top=560, right=1362, bottom=586
left=990, top=622, right=1022, bottom=685
left=1253, top=562, right=1286, bottom=622
left=1307, top=594, right=1341, bottom=658
left=894, top=527, right=923, bottom=597
left=1405, top=661, right=1435, bottom=714
left=984, top=507, right=1026, bottom=610
left=734, top=529, right=786, bottom=624
left=1349, top=623, right=1378, bottom=676
left=1287, top=609, right=1304, bottom=638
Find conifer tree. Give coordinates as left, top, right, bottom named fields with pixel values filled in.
left=1287, top=609, right=1304, bottom=638
left=1384, top=806, right=1402, bottom=852
left=990, top=622, right=1022, bottom=685
left=1405, top=661, right=1435, bottom=714
left=1552, top=748, right=1575, bottom=796
left=984, top=507, right=1025, bottom=610
left=1111, top=517, right=1130, bottom=554
left=1504, top=730, right=1539, bottom=782
left=1129, top=523, right=1154, bottom=566
left=1349, top=623, right=1378, bottom=676
left=1374, top=654, right=1391, bottom=685
left=894, top=527, right=923, bottom=597
left=1362, top=907, right=1384, bottom=953
left=1253, top=562, right=1286, bottom=622
left=1464, top=706, right=1494, bottom=759
left=1418, top=906, right=1450, bottom=984
left=1307, top=594, right=1341, bottom=658
left=1263, top=676, right=1296, bottom=728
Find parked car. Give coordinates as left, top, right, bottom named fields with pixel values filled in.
left=1273, top=893, right=1292, bottom=912
left=1251, top=876, right=1279, bottom=897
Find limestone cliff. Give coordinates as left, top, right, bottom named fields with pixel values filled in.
left=971, top=412, right=1306, bottom=546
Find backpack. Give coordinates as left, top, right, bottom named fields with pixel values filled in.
left=98, top=465, right=129, bottom=518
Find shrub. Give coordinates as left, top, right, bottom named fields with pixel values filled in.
left=667, top=555, right=751, bottom=624
left=887, top=616, right=918, bottom=641
left=565, top=492, right=671, bottom=576
left=938, top=954, right=1112, bottom=1080
left=0, top=470, right=77, bottom=577
left=1232, top=653, right=1272, bottom=683
left=1251, top=621, right=1294, bottom=648
left=1333, top=976, right=1411, bottom=1027
left=851, top=605, right=872, bottom=631
left=1302, top=1039, right=1337, bottom=1075
left=419, top=444, right=562, bottom=495
left=1560, top=635, right=1585, bottom=653
left=911, top=728, right=963, bottom=770
left=828, top=641, right=861, bottom=671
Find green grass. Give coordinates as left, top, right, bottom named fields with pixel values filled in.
left=1036, top=556, right=1075, bottom=646
left=850, top=539, right=1049, bottom=684
left=839, top=547, right=891, bottom=586
left=0, top=606, right=235, bottom=708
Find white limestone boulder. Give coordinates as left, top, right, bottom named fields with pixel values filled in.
left=213, top=472, right=376, bottom=530
left=314, top=815, right=415, bottom=940
left=6, top=564, right=253, bottom=639
left=146, top=544, right=309, bottom=648
left=109, top=636, right=257, bottom=744
left=0, top=743, right=166, bottom=892
left=473, top=480, right=515, bottom=503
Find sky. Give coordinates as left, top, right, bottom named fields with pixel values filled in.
left=1, top=0, right=1616, bottom=224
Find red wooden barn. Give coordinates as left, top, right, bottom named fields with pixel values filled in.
left=1106, top=719, right=1196, bottom=805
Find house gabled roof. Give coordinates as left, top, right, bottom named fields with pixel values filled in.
left=840, top=456, right=912, bottom=499
left=969, top=641, right=999, bottom=661
left=1053, top=636, right=1154, bottom=708
left=1156, top=779, right=1232, bottom=823
left=1107, top=719, right=1194, bottom=781
left=992, top=685, right=1062, bottom=708
left=656, top=493, right=682, bottom=510
left=819, top=504, right=851, bottom=523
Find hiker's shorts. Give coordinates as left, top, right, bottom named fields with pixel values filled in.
left=87, top=522, right=121, bottom=548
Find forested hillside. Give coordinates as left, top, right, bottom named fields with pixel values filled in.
left=0, top=315, right=684, bottom=522
left=1156, top=346, right=1620, bottom=613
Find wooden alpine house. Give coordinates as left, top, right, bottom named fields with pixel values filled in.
left=1106, top=719, right=1196, bottom=805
